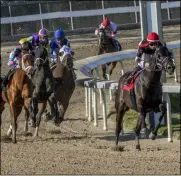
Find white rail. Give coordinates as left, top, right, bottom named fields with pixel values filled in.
left=1, top=1, right=180, bottom=24
left=74, top=40, right=181, bottom=142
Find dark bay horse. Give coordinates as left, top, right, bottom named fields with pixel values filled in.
left=0, top=52, right=35, bottom=143
left=48, top=45, right=75, bottom=121
left=97, top=28, right=122, bottom=80
left=114, top=45, right=175, bottom=151
left=31, top=45, right=58, bottom=137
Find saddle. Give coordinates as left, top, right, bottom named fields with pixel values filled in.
left=122, top=72, right=140, bottom=91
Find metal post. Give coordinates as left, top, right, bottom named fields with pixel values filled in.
left=146, top=1, right=164, bottom=42
left=8, top=5, right=13, bottom=37
left=93, top=88, right=98, bottom=127
left=144, top=1, right=166, bottom=128
left=39, top=2, right=43, bottom=28
left=101, top=89, right=107, bottom=130
left=134, top=0, right=138, bottom=23
left=102, top=0, right=105, bottom=19
left=139, top=0, right=148, bottom=40
left=166, top=93, right=173, bottom=142
left=166, top=0, right=171, bottom=20
left=69, top=1, right=74, bottom=30
left=119, top=60, right=125, bottom=76
left=88, top=88, right=93, bottom=121
left=85, top=87, right=88, bottom=117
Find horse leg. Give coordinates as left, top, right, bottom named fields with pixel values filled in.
left=9, top=103, right=22, bottom=143
left=140, top=116, right=148, bottom=139
left=149, top=102, right=167, bottom=140
left=134, top=112, right=146, bottom=150
left=115, top=100, right=126, bottom=149
left=48, top=93, right=60, bottom=126
left=0, top=102, right=5, bottom=126
left=109, top=61, right=117, bottom=76
left=34, top=101, right=47, bottom=137
left=24, top=98, right=32, bottom=133
left=102, top=64, right=107, bottom=80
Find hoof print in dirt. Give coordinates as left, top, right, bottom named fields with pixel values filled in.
left=23, top=132, right=33, bottom=137
left=1, top=136, right=12, bottom=143
left=112, top=146, right=124, bottom=152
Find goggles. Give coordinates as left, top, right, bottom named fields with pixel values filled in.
left=149, top=42, right=159, bottom=46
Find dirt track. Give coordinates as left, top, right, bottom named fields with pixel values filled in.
left=1, top=26, right=180, bottom=175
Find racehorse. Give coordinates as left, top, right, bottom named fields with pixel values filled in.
left=48, top=45, right=75, bottom=121
left=114, top=45, right=175, bottom=151
left=0, top=51, right=35, bottom=143
left=97, top=27, right=122, bottom=80
left=31, top=45, right=59, bottom=137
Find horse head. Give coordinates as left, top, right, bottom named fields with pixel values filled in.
left=155, top=45, right=175, bottom=75
left=34, top=45, right=49, bottom=70
left=98, top=28, right=110, bottom=46
left=20, top=50, right=35, bottom=74
left=33, top=45, right=50, bottom=96
left=59, top=45, right=74, bottom=70
left=143, top=45, right=175, bottom=75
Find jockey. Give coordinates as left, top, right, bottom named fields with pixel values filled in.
left=38, top=28, right=50, bottom=55
left=95, top=18, right=119, bottom=51
left=19, top=34, right=40, bottom=48
left=126, top=32, right=174, bottom=84
left=1, top=41, right=33, bottom=90
left=49, top=29, right=72, bottom=66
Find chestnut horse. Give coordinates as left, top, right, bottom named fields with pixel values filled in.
left=97, top=28, right=122, bottom=80
left=0, top=51, right=34, bottom=143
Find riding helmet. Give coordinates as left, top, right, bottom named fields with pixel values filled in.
left=38, top=28, right=49, bottom=37
left=102, top=18, right=110, bottom=27
left=147, top=32, right=160, bottom=42
left=54, top=29, right=65, bottom=39
left=21, top=41, right=33, bottom=51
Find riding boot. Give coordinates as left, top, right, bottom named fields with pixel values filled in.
left=1, top=69, right=13, bottom=91
left=126, top=71, right=137, bottom=85
left=126, top=66, right=141, bottom=85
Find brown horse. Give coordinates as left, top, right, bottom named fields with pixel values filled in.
left=0, top=52, right=34, bottom=143
left=47, top=45, right=75, bottom=121
left=114, top=45, right=175, bottom=151
left=31, top=45, right=58, bottom=137
left=97, top=28, right=122, bottom=80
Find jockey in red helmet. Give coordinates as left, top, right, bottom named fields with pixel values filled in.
left=95, top=18, right=120, bottom=51
left=126, top=32, right=174, bottom=84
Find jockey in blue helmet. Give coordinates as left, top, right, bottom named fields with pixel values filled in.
left=49, top=29, right=71, bottom=64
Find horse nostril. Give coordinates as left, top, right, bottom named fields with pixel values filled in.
left=167, top=66, right=172, bottom=70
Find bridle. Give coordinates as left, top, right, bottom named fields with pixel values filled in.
left=21, top=53, right=35, bottom=73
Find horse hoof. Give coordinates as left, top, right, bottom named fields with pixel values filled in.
left=23, top=132, right=33, bottom=137
left=12, top=139, right=17, bottom=144
left=7, top=131, right=12, bottom=137
left=149, top=132, right=156, bottom=140
left=136, top=144, right=141, bottom=151
left=112, top=146, right=124, bottom=152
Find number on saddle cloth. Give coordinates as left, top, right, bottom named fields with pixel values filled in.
left=59, top=45, right=73, bottom=62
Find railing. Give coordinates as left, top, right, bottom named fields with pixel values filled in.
left=74, top=40, right=180, bottom=142
left=1, top=1, right=180, bottom=37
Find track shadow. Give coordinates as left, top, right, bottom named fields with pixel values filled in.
left=63, top=118, right=87, bottom=122
left=95, top=133, right=167, bottom=142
